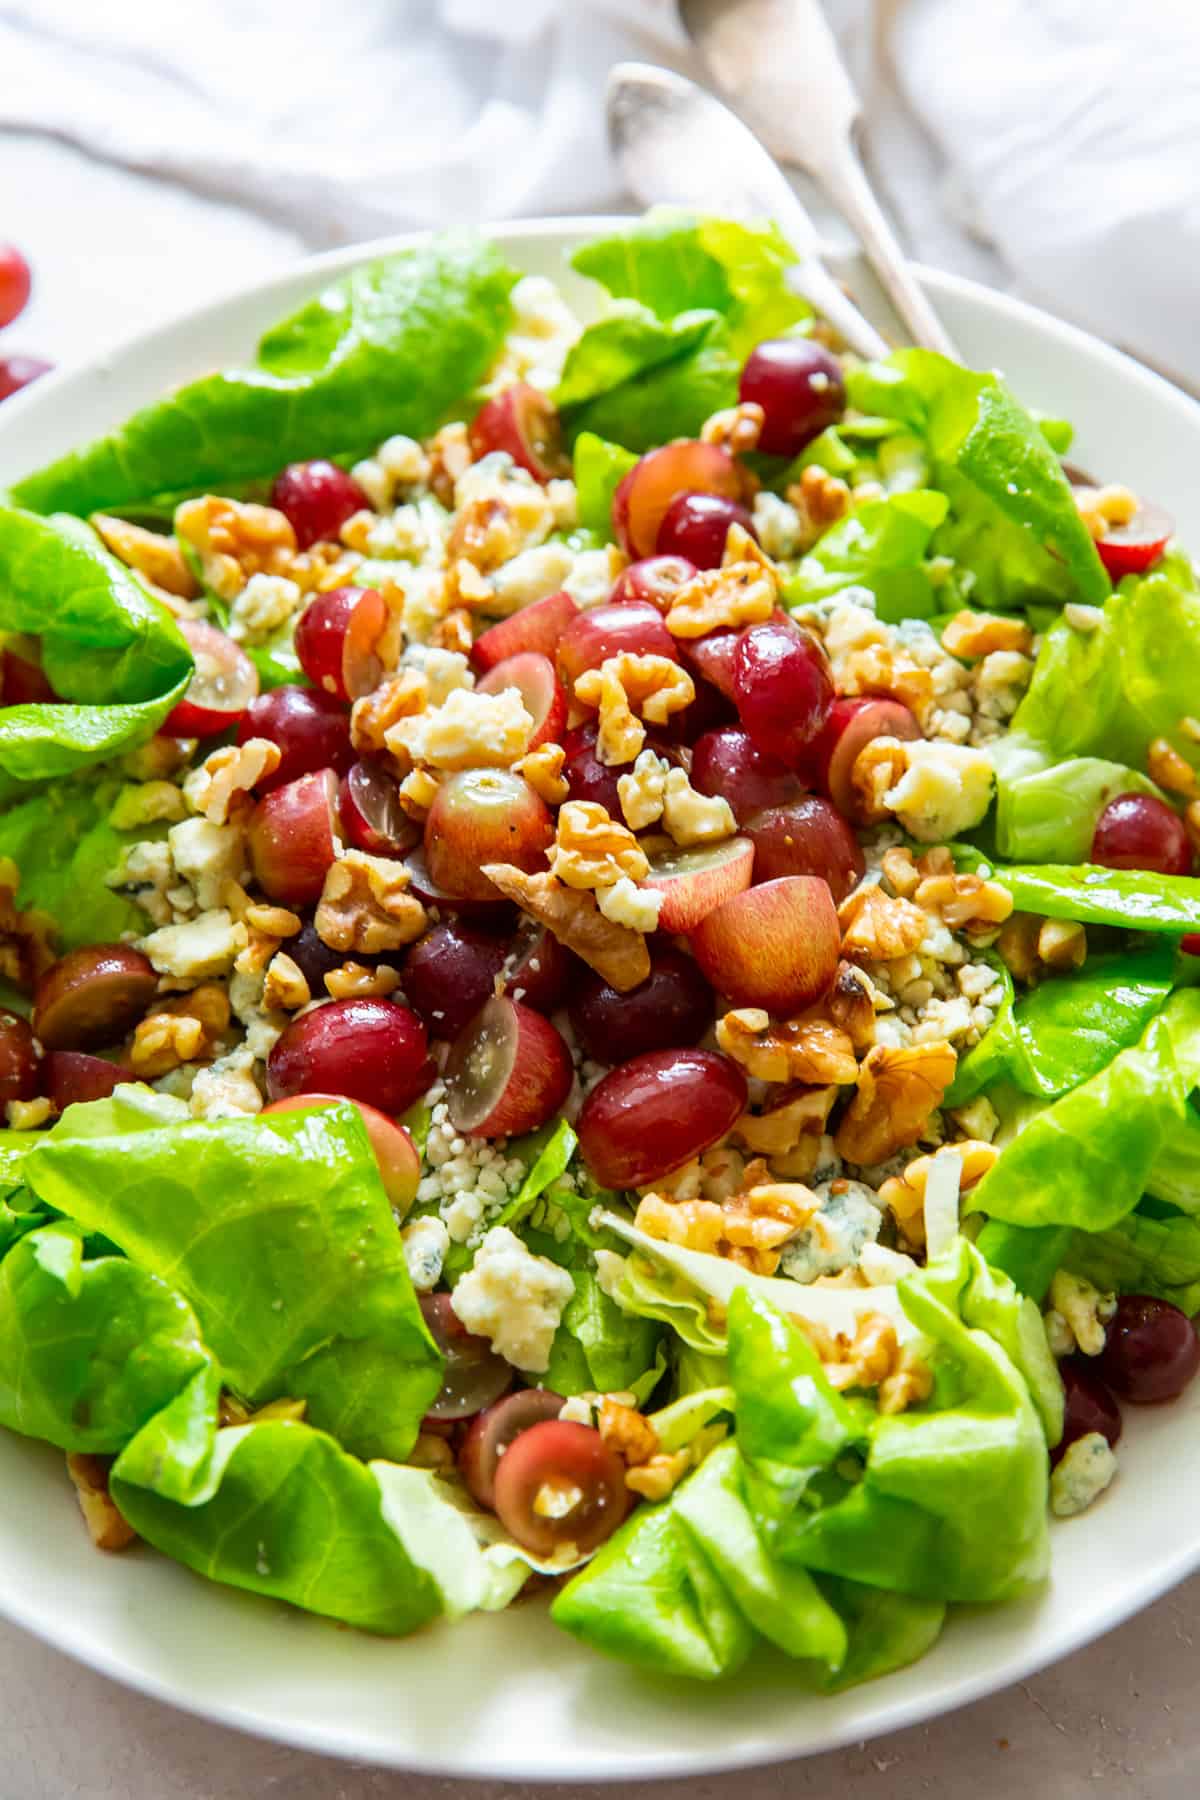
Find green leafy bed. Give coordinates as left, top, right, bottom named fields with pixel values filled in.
left=0, top=210, right=1198, bottom=1688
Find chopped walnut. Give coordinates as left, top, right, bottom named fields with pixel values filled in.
left=880, top=845, right=921, bottom=898
left=398, top=767, right=440, bottom=820
left=914, top=868, right=1013, bottom=933
left=92, top=513, right=199, bottom=600
left=574, top=654, right=694, bottom=766
left=839, top=883, right=928, bottom=961
left=717, top=1007, right=858, bottom=1085
left=262, top=952, right=311, bottom=1011
left=878, top=1139, right=999, bottom=1246
left=234, top=927, right=281, bottom=978
left=324, top=960, right=401, bottom=1000
left=243, top=903, right=301, bottom=938
left=427, top=421, right=474, bottom=507
left=663, top=544, right=775, bottom=639
left=784, top=462, right=851, bottom=543
left=550, top=801, right=648, bottom=890
left=1074, top=482, right=1139, bottom=541
left=731, top=1084, right=838, bottom=1176
left=1038, top=918, right=1087, bottom=970
left=481, top=864, right=650, bottom=991
left=446, top=493, right=526, bottom=574
left=700, top=400, right=764, bottom=455
left=350, top=670, right=429, bottom=756
left=941, top=610, right=1034, bottom=659
left=809, top=1315, right=933, bottom=1414
left=315, top=851, right=427, bottom=955
left=636, top=1172, right=817, bottom=1277
left=174, top=496, right=308, bottom=602
left=827, top=961, right=877, bottom=1051
left=624, top=1449, right=694, bottom=1501
left=6, top=1097, right=52, bottom=1131
left=184, top=739, right=282, bottom=825
left=834, top=1040, right=957, bottom=1165
left=428, top=607, right=472, bottom=656
left=596, top=1396, right=659, bottom=1467
left=515, top=741, right=569, bottom=806
left=840, top=644, right=935, bottom=717
left=850, top=737, right=913, bottom=825
left=1147, top=736, right=1199, bottom=799
left=130, top=983, right=229, bottom=1078
left=0, top=859, right=56, bottom=991
left=66, top=1454, right=136, bottom=1552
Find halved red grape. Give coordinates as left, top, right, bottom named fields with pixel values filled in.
left=264, top=1093, right=420, bottom=1211
left=270, top=460, right=368, bottom=549
left=1053, top=1357, right=1122, bottom=1466
left=492, top=1419, right=628, bottom=1556
left=32, top=947, right=158, bottom=1053
left=690, top=876, right=840, bottom=1014
left=0, top=245, right=31, bottom=329
left=445, top=995, right=572, bottom=1139
left=613, top=442, right=743, bottom=559
left=641, top=834, right=756, bottom=933
left=739, top=337, right=846, bottom=456
left=577, top=1048, right=747, bottom=1190
left=471, top=589, right=578, bottom=672
left=294, top=586, right=387, bottom=702
left=266, top=997, right=434, bottom=1115
left=247, top=768, right=340, bottom=905
left=732, top=619, right=834, bottom=767
left=469, top=382, right=568, bottom=482
left=745, top=797, right=864, bottom=901
left=421, top=1294, right=513, bottom=1422
left=0, top=647, right=56, bottom=705
left=238, top=684, right=353, bottom=790
left=43, top=1050, right=130, bottom=1110
left=402, top=920, right=507, bottom=1039
left=502, top=921, right=570, bottom=1015
left=476, top=651, right=566, bottom=752
left=808, top=695, right=922, bottom=821
left=459, top=1388, right=566, bottom=1509
left=1093, top=501, right=1174, bottom=580
left=339, top=758, right=419, bottom=858
left=690, top=725, right=804, bottom=824
left=610, top=555, right=697, bottom=612
left=0, top=354, right=51, bottom=403
left=402, top=848, right=515, bottom=921
left=162, top=618, right=258, bottom=738
left=1096, top=1295, right=1200, bottom=1404
left=656, top=493, right=757, bottom=570
left=1091, top=793, right=1192, bottom=877
left=0, top=1012, right=37, bottom=1102
left=557, top=601, right=678, bottom=691
left=424, top=769, right=554, bottom=902
left=568, top=943, right=714, bottom=1066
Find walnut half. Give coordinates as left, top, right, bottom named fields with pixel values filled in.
left=834, top=1040, right=957, bottom=1166
left=315, top=851, right=427, bottom=956
left=482, top=864, right=651, bottom=991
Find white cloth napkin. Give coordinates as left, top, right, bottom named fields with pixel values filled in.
left=1, top=0, right=1198, bottom=383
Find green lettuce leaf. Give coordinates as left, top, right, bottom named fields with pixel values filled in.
left=0, top=508, right=192, bottom=792
left=1147, top=1108, right=1200, bottom=1213
left=560, top=314, right=738, bottom=453
left=572, top=431, right=637, bottom=540
left=847, top=350, right=1107, bottom=610
left=993, top=755, right=1163, bottom=864
left=0, top=777, right=152, bottom=946
left=12, top=238, right=518, bottom=517
left=114, top=1424, right=527, bottom=1636
left=959, top=848, right=1200, bottom=932
left=570, top=211, right=808, bottom=357
left=971, top=993, right=1200, bottom=1234
left=950, top=944, right=1175, bottom=1104
left=555, top=305, right=720, bottom=410
left=975, top=1221, right=1074, bottom=1305
left=1063, top=1204, right=1200, bottom=1317
left=784, top=489, right=949, bottom=622
left=24, top=1105, right=441, bottom=1459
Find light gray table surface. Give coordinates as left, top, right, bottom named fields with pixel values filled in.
left=1, top=132, right=1198, bottom=1800
left=4, top=1571, right=1196, bottom=1798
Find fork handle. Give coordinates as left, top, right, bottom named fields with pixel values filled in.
left=810, top=135, right=958, bottom=358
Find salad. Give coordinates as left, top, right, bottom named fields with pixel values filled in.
left=0, top=212, right=1196, bottom=1691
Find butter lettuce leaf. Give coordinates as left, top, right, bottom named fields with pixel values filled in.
left=23, top=1105, right=441, bottom=1460
left=572, top=431, right=637, bottom=540
left=12, top=238, right=518, bottom=517
left=971, top=993, right=1200, bottom=1233
left=964, top=853, right=1200, bottom=933
left=783, top=489, right=948, bottom=622
left=0, top=777, right=151, bottom=946
left=1064, top=1204, right=1200, bottom=1318
left=847, top=350, right=1107, bottom=609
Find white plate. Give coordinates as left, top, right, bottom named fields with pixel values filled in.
left=1, top=219, right=1199, bottom=1781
